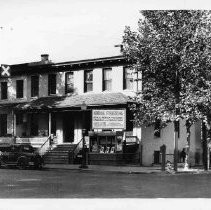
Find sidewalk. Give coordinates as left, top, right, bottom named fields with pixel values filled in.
left=44, top=164, right=207, bottom=175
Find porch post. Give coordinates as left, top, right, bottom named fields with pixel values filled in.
left=12, top=110, right=16, bottom=137
left=49, top=112, right=52, bottom=136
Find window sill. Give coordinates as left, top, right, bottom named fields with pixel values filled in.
left=31, top=96, right=39, bottom=99
left=48, top=94, right=57, bottom=96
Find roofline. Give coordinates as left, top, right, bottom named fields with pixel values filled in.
left=7, top=55, right=125, bottom=67
left=53, top=55, right=125, bottom=67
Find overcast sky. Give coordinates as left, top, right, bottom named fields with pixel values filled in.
left=0, top=0, right=210, bottom=65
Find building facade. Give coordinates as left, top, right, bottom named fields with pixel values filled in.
left=0, top=54, right=203, bottom=166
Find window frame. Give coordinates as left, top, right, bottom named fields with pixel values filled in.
left=154, top=119, right=161, bottom=138
left=31, top=75, right=39, bottom=97
left=16, top=80, right=24, bottom=99
left=48, top=74, right=57, bottom=95
left=123, top=66, right=134, bottom=90
left=65, top=72, right=74, bottom=94
left=1, top=82, right=8, bottom=100
left=103, top=68, right=112, bottom=91
left=0, top=114, right=7, bottom=137
left=84, top=70, right=93, bottom=93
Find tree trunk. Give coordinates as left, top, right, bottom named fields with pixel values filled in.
left=202, top=121, right=208, bottom=170
left=174, top=120, right=179, bottom=171
left=184, top=120, right=191, bottom=170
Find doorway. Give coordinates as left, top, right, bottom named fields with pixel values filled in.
left=63, top=112, right=74, bottom=143
left=154, top=151, right=160, bottom=164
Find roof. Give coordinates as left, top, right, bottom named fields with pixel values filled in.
left=5, top=55, right=130, bottom=76
left=0, top=102, right=25, bottom=110
left=14, top=92, right=135, bottom=111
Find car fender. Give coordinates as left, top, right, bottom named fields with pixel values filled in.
left=17, top=156, right=29, bottom=165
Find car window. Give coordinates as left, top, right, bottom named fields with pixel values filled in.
left=11, top=145, right=20, bottom=152
left=22, top=145, right=34, bottom=153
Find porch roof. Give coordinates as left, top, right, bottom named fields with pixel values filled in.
left=14, top=92, right=135, bottom=111
left=0, top=102, right=25, bottom=111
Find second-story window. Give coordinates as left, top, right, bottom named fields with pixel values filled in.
left=103, top=68, right=112, bottom=91
left=84, top=70, right=93, bottom=92
left=0, top=114, right=7, bottom=136
left=31, top=75, right=39, bottom=97
left=16, top=80, right=24, bottom=98
left=1, top=82, right=8, bottom=100
left=65, top=72, right=74, bottom=94
left=48, top=74, right=56, bottom=95
left=123, top=67, right=133, bottom=90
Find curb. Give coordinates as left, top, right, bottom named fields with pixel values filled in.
left=43, top=166, right=161, bottom=174
left=43, top=166, right=211, bottom=175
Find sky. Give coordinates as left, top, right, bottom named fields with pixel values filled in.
left=0, top=0, right=210, bottom=65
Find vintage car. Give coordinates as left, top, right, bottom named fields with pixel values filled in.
left=0, top=143, right=44, bottom=169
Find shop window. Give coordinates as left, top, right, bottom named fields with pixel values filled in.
left=31, top=75, right=39, bottom=97
left=154, top=119, right=161, bottom=138
left=48, top=74, right=56, bottom=95
left=84, top=70, right=93, bottom=92
left=16, top=80, right=24, bottom=98
left=123, top=66, right=133, bottom=90
left=0, top=114, right=7, bottom=136
left=30, top=114, right=38, bottom=136
left=16, top=113, right=23, bottom=125
left=65, top=72, right=74, bottom=94
left=103, top=68, right=112, bottom=91
left=89, top=132, right=123, bottom=154
left=1, top=82, right=7, bottom=100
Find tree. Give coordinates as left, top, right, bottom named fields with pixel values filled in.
left=122, top=10, right=211, bottom=170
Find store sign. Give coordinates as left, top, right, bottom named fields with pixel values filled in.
left=92, top=109, right=126, bottom=129
left=126, top=136, right=137, bottom=143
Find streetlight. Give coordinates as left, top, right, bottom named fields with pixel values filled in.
left=79, top=101, right=88, bottom=169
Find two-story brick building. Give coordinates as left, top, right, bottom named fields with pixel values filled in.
left=0, top=54, right=203, bottom=166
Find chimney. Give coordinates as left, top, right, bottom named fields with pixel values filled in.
left=41, top=54, right=49, bottom=63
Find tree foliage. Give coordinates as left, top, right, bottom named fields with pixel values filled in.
left=123, top=10, right=211, bottom=127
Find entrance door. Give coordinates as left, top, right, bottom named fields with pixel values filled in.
left=63, top=113, right=74, bottom=143
left=154, top=151, right=160, bottom=164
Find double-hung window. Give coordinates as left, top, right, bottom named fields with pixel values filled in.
left=48, top=74, right=56, bottom=95
left=0, top=114, right=7, bottom=136
left=123, top=67, right=133, bottom=90
left=31, top=75, right=39, bottom=97
left=1, top=82, right=7, bottom=100
left=103, top=68, right=112, bottom=91
left=16, top=80, right=24, bottom=98
left=84, top=70, right=93, bottom=92
left=65, top=72, right=74, bottom=94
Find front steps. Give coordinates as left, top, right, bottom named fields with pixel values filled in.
left=43, top=144, right=77, bottom=164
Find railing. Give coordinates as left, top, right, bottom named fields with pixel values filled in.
left=69, top=138, right=83, bottom=163
left=38, top=135, right=51, bottom=156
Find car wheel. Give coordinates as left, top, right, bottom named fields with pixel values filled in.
left=17, top=158, right=27, bottom=170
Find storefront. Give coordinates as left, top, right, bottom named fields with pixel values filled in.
left=87, top=109, right=140, bottom=165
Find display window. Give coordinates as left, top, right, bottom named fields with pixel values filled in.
left=89, top=132, right=123, bottom=154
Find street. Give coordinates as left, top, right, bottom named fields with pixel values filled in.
left=0, top=168, right=211, bottom=198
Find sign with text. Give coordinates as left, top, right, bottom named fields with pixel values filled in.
left=92, top=109, right=126, bottom=129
